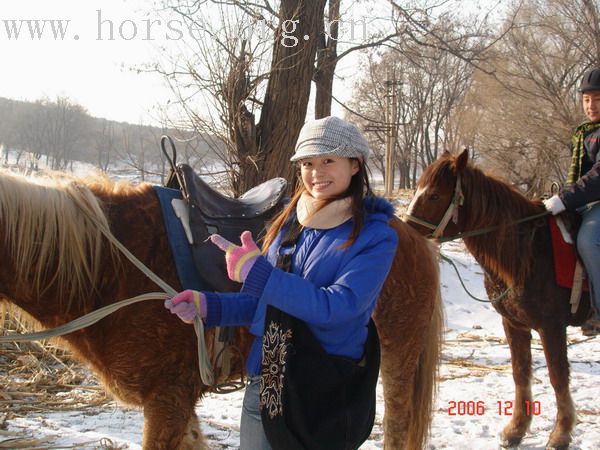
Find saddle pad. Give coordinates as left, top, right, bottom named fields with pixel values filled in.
left=548, top=216, right=588, bottom=291
left=153, top=186, right=206, bottom=291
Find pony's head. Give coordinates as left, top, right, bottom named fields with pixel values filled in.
left=405, top=150, right=469, bottom=238
left=406, top=149, right=545, bottom=286
left=406, top=149, right=543, bottom=238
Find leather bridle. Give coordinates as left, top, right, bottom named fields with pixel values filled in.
left=404, top=174, right=464, bottom=239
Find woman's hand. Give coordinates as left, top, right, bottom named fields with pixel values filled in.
left=210, top=231, right=261, bottom=283
left=164, top=290, right=207, bottom=324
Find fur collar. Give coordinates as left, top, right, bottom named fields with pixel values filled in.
left=363, top=195, right=395, bottom=218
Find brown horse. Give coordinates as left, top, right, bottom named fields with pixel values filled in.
left=405, top=149, right=591, bottom=450
left=0, top=169, right=443, bottom=449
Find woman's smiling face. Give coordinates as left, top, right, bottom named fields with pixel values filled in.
left=299, top=156, right=359, bottom=199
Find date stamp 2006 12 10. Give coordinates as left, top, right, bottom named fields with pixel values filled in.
left=447, top=400, right=542, bottom=416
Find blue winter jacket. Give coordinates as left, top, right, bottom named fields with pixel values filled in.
left=203, top=196, right=399, bottom=376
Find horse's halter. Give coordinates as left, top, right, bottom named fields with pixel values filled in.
left=404, top=174, right=464, bottom=239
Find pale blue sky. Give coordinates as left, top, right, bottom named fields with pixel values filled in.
left=1, top=0, right=189, bottom=125
left=0, top=0, right=391, bottom=126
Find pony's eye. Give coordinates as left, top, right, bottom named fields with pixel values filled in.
left=429, top=194, right=440, bottom=201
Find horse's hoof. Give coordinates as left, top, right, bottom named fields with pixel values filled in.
left=500, top=436, right=523, bottom=449
left=545, top=444, right=569, bottom=450
left=546, top=432, right=571, bottom=450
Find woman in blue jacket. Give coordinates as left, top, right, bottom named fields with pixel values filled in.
left=165, top=116, right=398, bottom=449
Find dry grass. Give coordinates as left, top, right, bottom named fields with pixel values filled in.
left=0, top=309, right=115, bottom=448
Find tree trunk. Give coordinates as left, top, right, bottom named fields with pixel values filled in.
left=314, top=0, right=340, bottom=119
left=236, top=0, right=327, bottom=194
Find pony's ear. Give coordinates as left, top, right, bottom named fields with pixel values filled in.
left=454, top=148, right=469, bottom=172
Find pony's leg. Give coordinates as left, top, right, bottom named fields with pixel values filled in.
left=142, top=395, right=207, bottom=450
left=538, top=326, right=575, bottom=450
left=500, top=318, right=533, bottom=447
left=378, top=339, right=411, bottom=449
left=376, top=291, right=440, bottom=450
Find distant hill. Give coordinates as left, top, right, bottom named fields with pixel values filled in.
left=0, top=96, right=222, bottom=181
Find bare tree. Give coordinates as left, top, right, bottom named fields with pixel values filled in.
left=455, top=0, right=600, bottom=195
left=118, top=126, right=154, bottom=181
left=151, top=0, right=419, bottom=193
left=146, top=0, right=519, bottom=194
left=313, top=1, right=402, bottom=118
left=35, top=97, right=90, bottom=171
left=348, top=12, right=477, bottom=189
left=314, top=0, right=341, bottom=118
left=151, top=0, right=327, bottom=194
left=0, top=99, right=21, bottom=166
left=94, top=119, right=116, bottom=172
left=17, top=102, right=49, bottom=171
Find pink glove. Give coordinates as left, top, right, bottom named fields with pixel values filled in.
left=164, top=290, right=207, bottom=324
left=210, top=231, right=261, bottom=283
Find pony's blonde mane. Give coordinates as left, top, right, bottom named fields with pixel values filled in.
left=0, top=170, right=126, bottom=309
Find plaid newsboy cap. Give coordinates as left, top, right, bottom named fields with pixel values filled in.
left=290, top=116, right=369, bottom=162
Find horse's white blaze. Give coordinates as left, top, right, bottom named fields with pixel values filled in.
left=407, top=185, right=428, bottom=215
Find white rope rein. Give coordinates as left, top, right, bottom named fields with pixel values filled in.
left=1, top=183, right=215, bottom=386
left=85, top=215, right=215, bottom=387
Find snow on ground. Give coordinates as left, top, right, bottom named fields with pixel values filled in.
left=0, top=157, right=598, bottom=449
left=429, top=242, right=600, bottom=450
left=4, top=241, right=599, bottom=449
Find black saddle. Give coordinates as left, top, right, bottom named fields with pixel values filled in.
left=179, top=163, right=287, bottom=221
left=161, top=136, right=287, bottom=292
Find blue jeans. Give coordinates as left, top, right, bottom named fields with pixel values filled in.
left=240, top=376, right=272, bottom=450
left=577, top=202, right=600, bottom=320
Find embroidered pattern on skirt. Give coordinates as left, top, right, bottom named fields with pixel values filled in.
left=260, top=320, right=293, bottom=419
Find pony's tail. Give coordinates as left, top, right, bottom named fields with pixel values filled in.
left=406, top=242, right=444, bottom=450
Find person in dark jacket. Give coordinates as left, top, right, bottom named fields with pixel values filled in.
left=165, top=116, right=398, bottom=449
left=544, top=67, right=600, bottom=336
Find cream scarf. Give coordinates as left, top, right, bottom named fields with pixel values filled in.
left=296, top=192, right=353, bottom=229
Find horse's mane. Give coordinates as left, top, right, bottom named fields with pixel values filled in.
left=0, top=170, right=146, bottom=309
left=427, top=156, right=545, bottom=287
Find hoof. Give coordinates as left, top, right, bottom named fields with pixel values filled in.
left=500, top=436, right=523, bottom=448
left=546, top=444, right=569, bottom=450
left=546, top=432, right=571, bottom=450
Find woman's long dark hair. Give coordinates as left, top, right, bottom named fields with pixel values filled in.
left=261, top=158, right=372, bottom=251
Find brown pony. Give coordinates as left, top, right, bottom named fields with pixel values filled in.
left=405, top=149, right=591, bottom=450
left=0, top=169, right=443, bottom=450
